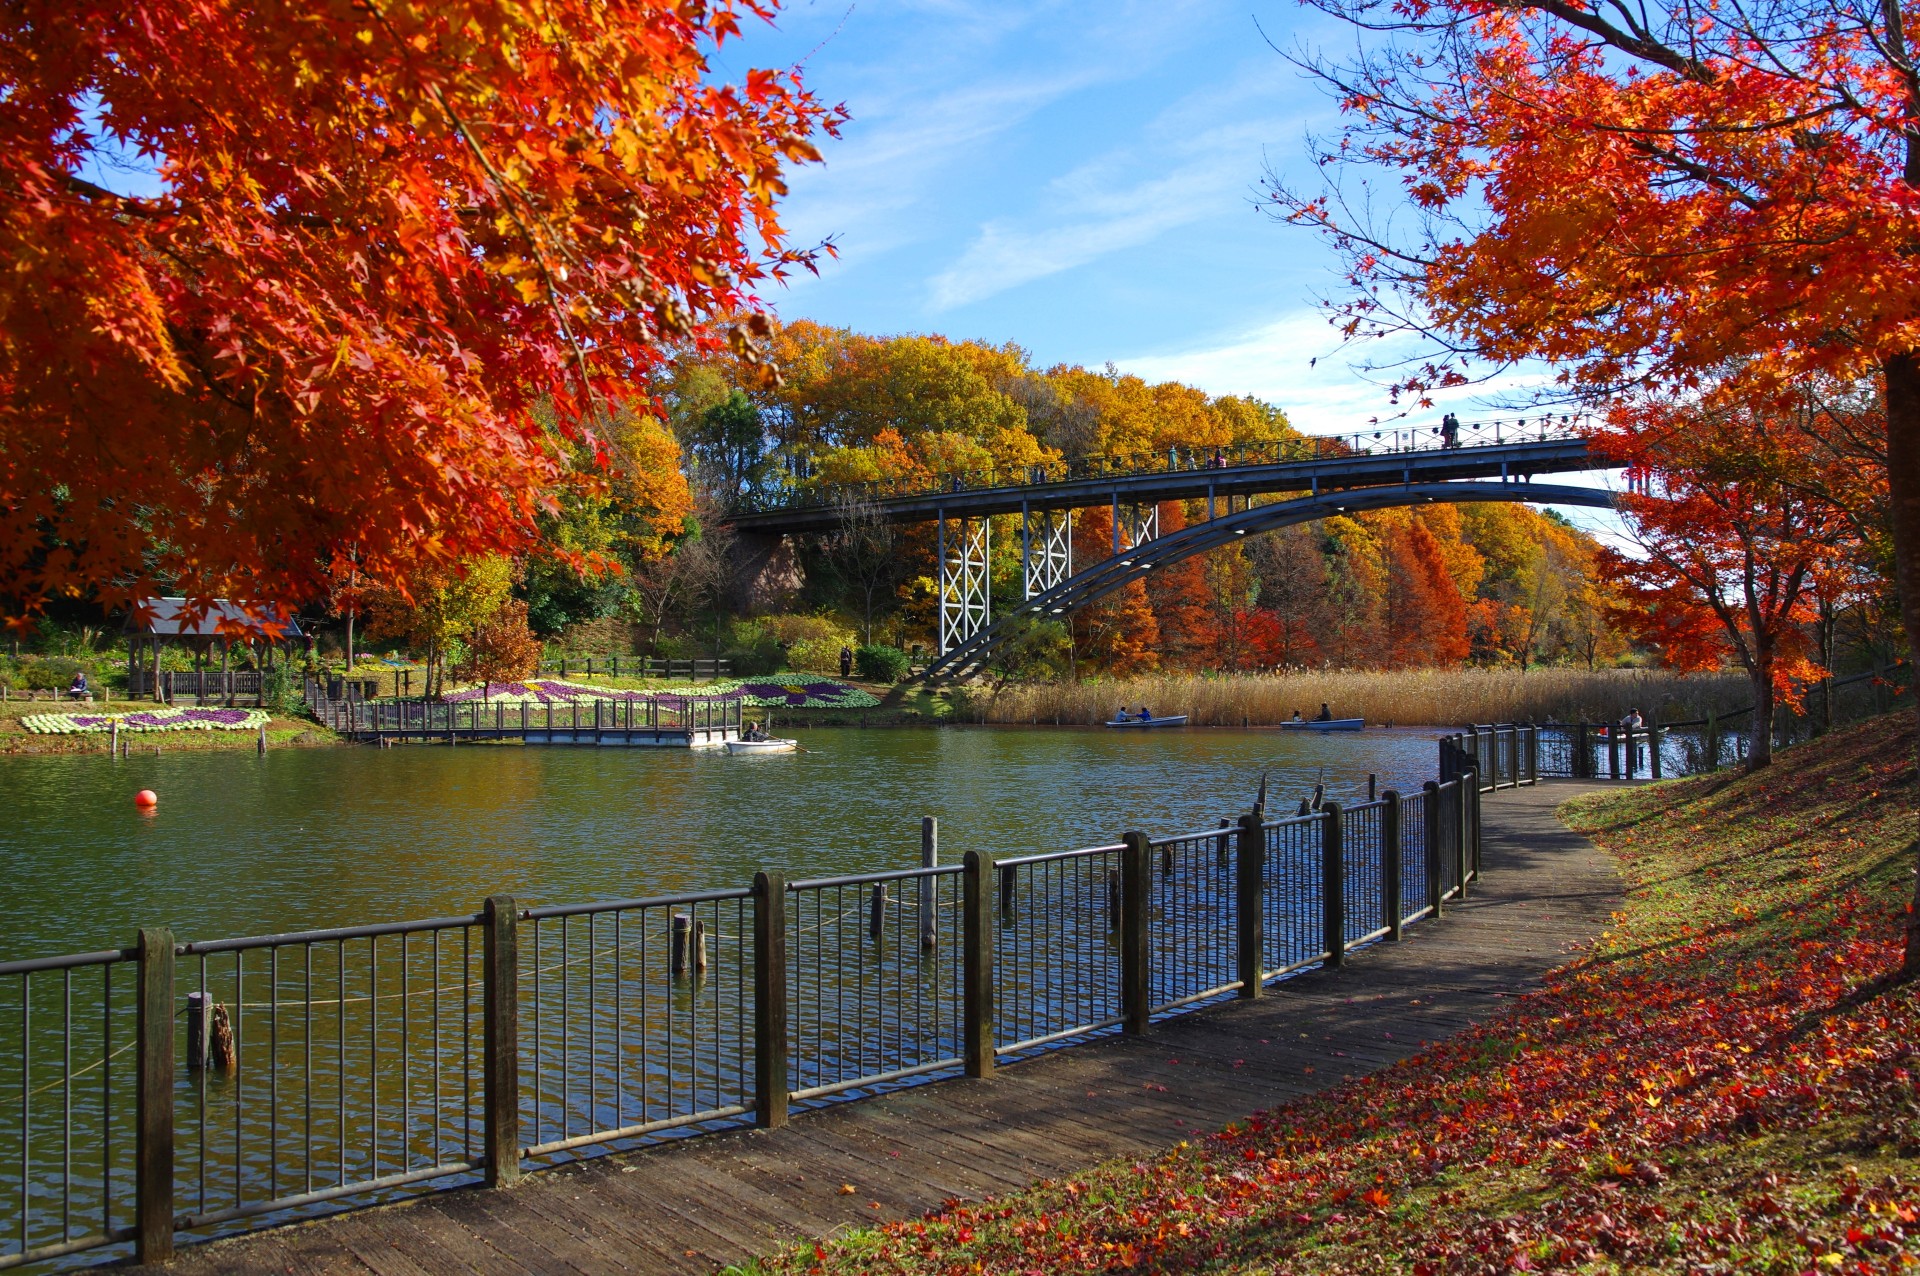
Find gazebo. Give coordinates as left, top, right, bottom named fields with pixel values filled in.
left=124, top=598, right=306, bottom=703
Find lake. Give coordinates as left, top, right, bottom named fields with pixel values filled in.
left=0, top=725, right=1443, bottom=962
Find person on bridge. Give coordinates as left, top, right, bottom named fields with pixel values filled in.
left=839, top=645, right=854, bottom=678
left=1440, top=412, right=1461, bottom=448
left=1315, top=703, right=1333, bottom=722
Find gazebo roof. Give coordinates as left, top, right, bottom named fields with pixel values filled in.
left=124, top=597, right=303, bottom=640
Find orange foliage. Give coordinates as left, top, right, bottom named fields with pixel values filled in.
left=0, top=0, right=841, bottom=621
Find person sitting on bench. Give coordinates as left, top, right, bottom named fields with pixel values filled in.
left=65, top=671, right=91, bottom=701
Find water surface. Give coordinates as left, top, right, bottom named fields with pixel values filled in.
left=0, top=725, right=1441, bottom=960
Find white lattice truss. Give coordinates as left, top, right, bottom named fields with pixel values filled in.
left=1022, top=507, right=1072, bottom=599
left=938, top=515, right=991, bottom=656
left=1118, top=502, right=1158, bottom=552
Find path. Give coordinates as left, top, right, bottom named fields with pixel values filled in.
left=151, top=781, right=1620, bottom=1275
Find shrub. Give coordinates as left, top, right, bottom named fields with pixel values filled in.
left=854, top=644, right=909, bottom=683
left=20, top=656, right=87, bottom=691
left=761, top=614, right=857, bottom=673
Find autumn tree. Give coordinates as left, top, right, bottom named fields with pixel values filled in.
left=455, top=599, right=542, bottom=686
left=363, top=556, right=516, bottom=698
left=0, top=0, right=840, bottom=624
left=1600, top=396, right=1863, bottom=767
left=1274, top=0, right=1920, bottom=953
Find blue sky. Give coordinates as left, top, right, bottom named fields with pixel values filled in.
left=721, top=0, right=1625, bottom=537
left=719, top=0, right=1382, bottom=420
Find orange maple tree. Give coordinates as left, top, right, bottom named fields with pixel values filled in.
left=1597, top=396, right=1861, bottom=767
left=1270, top=0, right=1920, bottom=694
left=0, top=0, right=842, bottom=624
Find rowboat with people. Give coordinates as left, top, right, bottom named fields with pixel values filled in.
left=1279, top=717, right=1365, bottom=732
left=1105, top=712, right=1189, bottom=729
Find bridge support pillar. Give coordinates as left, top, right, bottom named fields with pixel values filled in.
left=938, top=511, right=991, bottom=657
left=1021, top=506, right=1071, bottom=600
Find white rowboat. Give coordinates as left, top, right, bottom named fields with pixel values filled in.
left=725, top=738, right=799, bottom=754
left=1105, top=714, right=1189, bottom=729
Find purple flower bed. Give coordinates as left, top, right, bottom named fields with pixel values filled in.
left=438, top=678, right=880, bottom=709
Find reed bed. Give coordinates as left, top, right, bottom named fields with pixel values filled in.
left=957, top=668, right=1756, bottom=728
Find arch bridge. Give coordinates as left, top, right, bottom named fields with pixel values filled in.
left=724, top=420, right=1612, bottom=682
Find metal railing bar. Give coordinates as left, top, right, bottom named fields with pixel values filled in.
left=785, top=864, right=963, bottom=892
left=1147, top=981, right=1242, bottom=1016
left=994, top=1016, right=1126, bottom=1058
left=0, top=951, right=131, bottom=978
left=995, top=844, right=1129, bottom=868
left=522, top=1104, right=755, bottom=1160
left=521, top=887, right=753, bottom=921
left=180, top=916, right=480, bottom=955
left=173, top=1160, right=481, bottom=1231
left=787, top=1058, right=963, bottom=1105
left=0, top=1225, right=135, bottom=1269
left=1261, top=952, right=1332, bottom=983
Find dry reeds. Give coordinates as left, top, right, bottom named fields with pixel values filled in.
left=957, top=668, right=1754, bottom=728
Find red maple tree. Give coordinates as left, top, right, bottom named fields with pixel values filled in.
left=1598, top=395, right=1865, bottom=767
left=0, top=0, right=842, bottom=624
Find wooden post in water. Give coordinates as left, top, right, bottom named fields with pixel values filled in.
left=671, top=913, right=707, bottom=975
left=753, top=872, right=789, bottom=1129
left=1382, top=790, right=1403, bottom=941
left=186, top=990, right=209, bottom=1072
left=1321, top=802, right=1345, bottom=968
left=869, top=884, right=887, bottom=940
left=1423, top=781, right=1444, bottom=918
left=136, top=926, right=175, bottom=1264
left=1216, top=817, right=1233, bottom=868
left=1106, top=868, right=1121, bottom=930
left=481, top=896, right=520, bottom=1187
left=1120, top=831, right=1151, bottom=1034
left=110, top=719, right=119, bottom=757
left=1235, top=812, right=1264, bottom=998
left=962, top=851, right=994, bottom=1078
left=919, top=817, right=938, bottom=951
left=998, top=863, right=1016, bottom=919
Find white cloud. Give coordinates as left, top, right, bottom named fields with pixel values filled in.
left=923, top=55, right=1318, bottom=310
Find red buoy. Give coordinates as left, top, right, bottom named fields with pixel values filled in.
left=134, top=790, right=158, bottom=808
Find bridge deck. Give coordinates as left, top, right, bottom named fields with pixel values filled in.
left=730, top=437, right=1601, bottom=534
left=149, top=782, right=1619, bottom=1275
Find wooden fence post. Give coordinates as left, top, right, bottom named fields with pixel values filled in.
left=753, top=872, right=789, bottom=1129
left=1382, top=790, right=1403, bottom=941
left=136, top=926, right=175, bottom=1264
left=1120, top=831, right=1151, bottom=1034
left=1423, top=781, right=1444, bottom=919
left=482, top=896, right=520, bottom=1188
left=1649, top=715, right=1663, bottom=779
left=1235, top=812, right=1265, bottom=997
left=963, top=852, right=994, bottom=1078
left=1575, top=723, right=1590, bottom=779
left=1322, top=802, right=1345, bottom=968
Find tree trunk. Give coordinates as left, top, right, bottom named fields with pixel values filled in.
left=1880, top=352, right=1920, bottom=976
left=1745, top=662, right=1775, bottom=771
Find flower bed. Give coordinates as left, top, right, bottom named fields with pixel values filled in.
left=21, top=707, right=272, bottom=735
left=438, top=678, right=880, bottom=710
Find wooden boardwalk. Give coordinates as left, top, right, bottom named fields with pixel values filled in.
left=151, top=782, right=1620, bottom=1275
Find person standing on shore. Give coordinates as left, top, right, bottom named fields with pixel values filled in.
left=839, top=645, right=853, bottom=679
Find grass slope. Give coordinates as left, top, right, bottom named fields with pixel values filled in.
left=738, top=714, right=1920, bottom=1274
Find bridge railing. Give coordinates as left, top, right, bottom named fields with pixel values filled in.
left=740, top=414, right=1590, bottom=515
left=0, top=773, right=1485, bottom=1269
